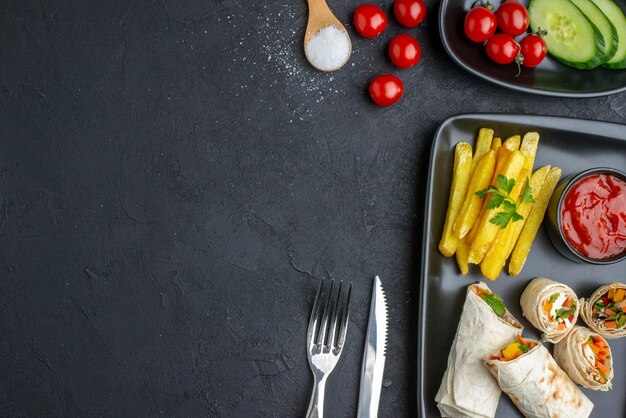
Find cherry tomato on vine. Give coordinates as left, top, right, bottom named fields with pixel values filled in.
left=520, top=33, right=547, bottom=67
left=393, top=0, right=426, bottom=28
left=389, top=34, right=422, bottom=68
left=496, top=1, right=529, bottom=36
left=369, top=74, right=404, bottom=107
left=464, top=5, right=497, bottom=43
left=354, top=4, right=388, bottom=38
left=485, top=33, right=521, bottom=64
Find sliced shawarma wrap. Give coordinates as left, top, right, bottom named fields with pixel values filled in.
left=520, top=277, right=579, bottom=343
left=580, top=282, right=626, bottom=339
left=484, top=336, right=594, bottom=418
left=554, top=325, right=613, bottom=391
left=435, top=282, right=523, bottom=418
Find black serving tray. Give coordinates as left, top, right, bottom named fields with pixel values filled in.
left=439, top=0, right=626, bottom=97
left=418, top=114, right=626, bottom=417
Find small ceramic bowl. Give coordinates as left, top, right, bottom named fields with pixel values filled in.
left=546, top=167, right=626, bottom=265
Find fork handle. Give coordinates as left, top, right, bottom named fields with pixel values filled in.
left=305, top=375, right=327, bottom=418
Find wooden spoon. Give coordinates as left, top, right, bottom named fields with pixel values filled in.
left=304, top=0, right=352, bottom=71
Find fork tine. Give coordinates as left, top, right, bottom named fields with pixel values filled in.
left=327, top=281, right=343, bottom=348
left=336, top=282, right=352, bottom=350
left=317, top=280, right=335, bottom=345
left=306, top=279, right=325, bottom=346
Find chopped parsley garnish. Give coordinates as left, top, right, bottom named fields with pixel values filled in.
left=475, top=174, right=534, bottom=229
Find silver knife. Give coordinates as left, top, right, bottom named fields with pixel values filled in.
left=357, top=276, right=388, bottom=418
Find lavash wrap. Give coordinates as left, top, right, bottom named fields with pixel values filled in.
left=435, top=282, right=523, bottom=418
left=520, top=277, right=580, bottom=343
left=554, top=325, right=613, bottom=391
left=580, top=282, right=626, bottom=339
left=484, top=340, right=594, bottom=418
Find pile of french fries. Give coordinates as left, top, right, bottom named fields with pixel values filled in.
left=438, top=128, right=562, bottom=280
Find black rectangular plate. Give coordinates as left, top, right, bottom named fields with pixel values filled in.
left=418, top=114, right=626, bottom=417
left=439, top=0, right=626, bottom=97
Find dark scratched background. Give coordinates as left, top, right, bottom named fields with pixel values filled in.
left=1, top=0, right=625, bottom=416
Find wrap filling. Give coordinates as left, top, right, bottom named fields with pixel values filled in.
left=582, top=335, right=612, bottom=384
left=472, top=285, right=506, bottom=317
left=490, top=336, right=538, bottom=362
left=543, top=292, right=576, bottom=330
left=592, top=288, right=626, bottom=330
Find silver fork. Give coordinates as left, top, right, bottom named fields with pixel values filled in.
left=305, top=279, right=353, bottom=418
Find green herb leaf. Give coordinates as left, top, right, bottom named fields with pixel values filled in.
left=496, top=174, right=516, bottom=194
left=519, top=344, right=530, bottom=353
left=490, top=211, right=514, bottom=229
left=482, top=293, right=506, bottom=317
left=476, top=175, right=531, bottom=229
left=497, top=174, right=509, bottom=193
left=486, top=193, right=505, bottom=209
left=507, top=177, right=516, bottom=194
left=520, top=181, right=535, bottom=204
left=594, top=301, right=606, bottom=310
left=475, top=186, right=497, bottom=199
left=550, top=293, right=560, bottom=303
left=503, top=200, right=516, bottom=212
left=512, top=212, right=524, bottom=223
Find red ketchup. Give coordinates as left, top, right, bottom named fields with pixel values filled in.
left=560, top=173, right=626, bottom=260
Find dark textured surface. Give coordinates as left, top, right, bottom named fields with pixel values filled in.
left=1, top=0, right=625, bottom=417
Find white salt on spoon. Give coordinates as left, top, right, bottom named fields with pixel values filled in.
left=304, top=0, right=352, bottom=72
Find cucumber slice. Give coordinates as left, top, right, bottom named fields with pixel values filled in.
left=571, top=0, right=618, bottom=62
left=590, top=0, right=626, bottom=68
left=529, top=0, right=605, bottom=69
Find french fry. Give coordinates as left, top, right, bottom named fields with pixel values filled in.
left=470, top=128, right=494, bottom=174
left=491, top=137, right=502, bottom=151
left=468, top=150, right=526, bottom=264
left=453, top=150, right=496, bottom=239
left=480, top=166, right=550, bottom=280
left=463, top=129, right=496, bottom=245
left=503, top=135, right=521, bottom=151
left=470, top=139, right=518, bottom=243
left=509, top=167, right=562, bottom=275
left=494, top=148, right=512, bottom=177
left=456, top=238, right=470, bottom=276
left=465, top=217, right=479, bottom=245
left=439, top=142, right=473, bottom=257
left=520, top=132, right=539, bottom=172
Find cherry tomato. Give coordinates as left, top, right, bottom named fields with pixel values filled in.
left=369, top=74, right=404, bottom=107
left=388, top=34, right=422, bottom=68
left=354, top=4, right=388, bottom=38
left=393, top=0, right=426, bottom=28
left=520, top=33, right=547, bottom=67
left=496, top=1, right=529, bottom=36
left=464, top=5, right=496, bottom=43
left=485, top=33, right=520, bottom=64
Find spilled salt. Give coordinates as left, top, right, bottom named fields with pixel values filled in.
left=305, top=25, right=351, bottom=71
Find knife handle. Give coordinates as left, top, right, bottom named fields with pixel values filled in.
left=305, top=374, right=327, bottom=418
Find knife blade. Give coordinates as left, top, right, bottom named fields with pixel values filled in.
left=357, top=275, right=388, bottom=418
